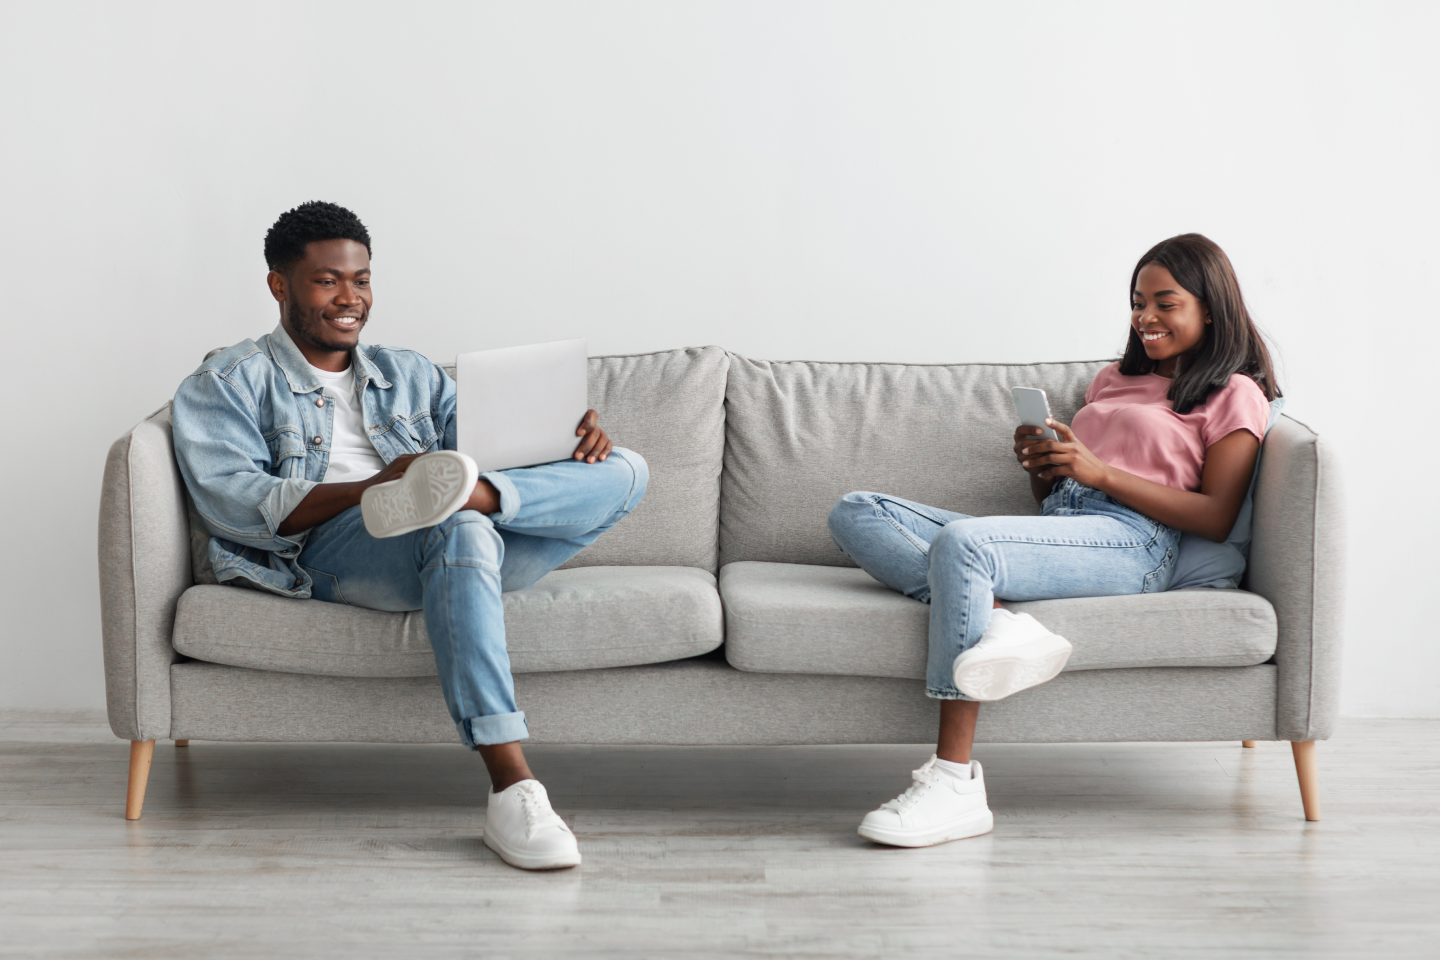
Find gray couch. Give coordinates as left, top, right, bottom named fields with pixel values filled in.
left=99, top=347, right=1344, bottom=821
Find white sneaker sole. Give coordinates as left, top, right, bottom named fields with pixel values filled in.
left=857, top=807, right=995, bottom=848
left=360, top=451, right=478, bottom=539
left=954, top=634, right=1072, bottom=701
left=482, top=829, right=582, bottom=870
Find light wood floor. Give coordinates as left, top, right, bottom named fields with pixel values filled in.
left=2, top=713, right=1437, bottom=959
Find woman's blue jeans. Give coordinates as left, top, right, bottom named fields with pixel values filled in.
left=827, top=479, right=1178, bottom=700
left=297, top=449, right=648, bottom=747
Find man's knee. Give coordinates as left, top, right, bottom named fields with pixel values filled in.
left=609, top=447, right=649, bottom=512
left=428, top=510, right=504, bottom=566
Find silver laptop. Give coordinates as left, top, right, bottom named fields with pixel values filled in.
left=455, top=338, right=589, bottom=474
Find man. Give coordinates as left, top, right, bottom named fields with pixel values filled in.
left=171, top=201, right=647, bottom=870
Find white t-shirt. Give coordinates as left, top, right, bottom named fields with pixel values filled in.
left=308, top=362, right=386, bottom=483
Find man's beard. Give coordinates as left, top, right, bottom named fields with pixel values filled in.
left=287, top=292, right=366, bottom=352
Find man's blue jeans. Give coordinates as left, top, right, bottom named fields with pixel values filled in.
left=827, top=479, right=1178, bottom=700
left=297, top=448, right=648, bottom=747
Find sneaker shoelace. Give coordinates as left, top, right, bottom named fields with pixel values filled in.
left=512, top=781, right=568, bottom=837
left=879, top=760, right=945, bottom=813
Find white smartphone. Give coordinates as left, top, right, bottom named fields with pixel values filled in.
left=1011, top=386, right=1059, bottom=441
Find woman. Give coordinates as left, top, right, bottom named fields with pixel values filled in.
left=827, top=233, right=1280, bottom=848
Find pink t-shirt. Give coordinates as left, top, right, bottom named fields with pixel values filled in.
left=1069, top=363, right=1269, bottom=492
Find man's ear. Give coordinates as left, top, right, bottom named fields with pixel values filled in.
left=266, top=269, right=287, bottom=304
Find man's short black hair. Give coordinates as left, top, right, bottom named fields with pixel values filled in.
left=264, top=201, right=372, bottom=273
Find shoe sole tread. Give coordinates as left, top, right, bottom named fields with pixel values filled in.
left=954, top=635, right=1072, bottom=701
left=361, top=453, right=476, bottom=539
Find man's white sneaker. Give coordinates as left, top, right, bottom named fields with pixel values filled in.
left=858, top=756, right=993, bottom=847
left=360, top=450, right=479, bottom=539
left=483, top=779, right=582, bottom=870
left=952, top=608, right=1072, bottom=701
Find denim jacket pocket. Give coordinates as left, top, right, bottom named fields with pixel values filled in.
left=267, top=429, right=309, bottom=477
left=402, top=414, right=439, bottom=453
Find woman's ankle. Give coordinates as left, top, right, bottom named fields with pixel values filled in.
left=936, top=699, right=980, bottom=762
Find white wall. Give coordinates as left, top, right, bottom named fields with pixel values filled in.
left=1, top=2, right=1434, bottom=716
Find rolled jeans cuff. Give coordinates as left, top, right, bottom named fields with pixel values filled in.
left=458, top=711, right=529, bottom=747
left=480, top=471, right=521, bottom=525
left=925, top=686, right=977, bottom=702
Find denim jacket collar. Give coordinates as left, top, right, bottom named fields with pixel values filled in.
left=264, top=323, right=393, bottom=393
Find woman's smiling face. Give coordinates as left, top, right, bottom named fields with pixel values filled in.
left=1130, top=263, right=1209, bottom=377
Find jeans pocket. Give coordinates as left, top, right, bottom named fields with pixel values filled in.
left=301, top=566, right=350, bottom=605
left=1141, top=536, right=1179, bottom=594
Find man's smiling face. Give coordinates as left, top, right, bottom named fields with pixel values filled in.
left=269, top=238, right=372, bottom=363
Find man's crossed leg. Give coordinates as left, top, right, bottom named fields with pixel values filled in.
left=296, top=448, right=648, bottom=868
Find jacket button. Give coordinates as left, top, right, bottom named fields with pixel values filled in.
left=316, top=398, right=326, bottom=408
left=313, top=436, right=323, bottom=445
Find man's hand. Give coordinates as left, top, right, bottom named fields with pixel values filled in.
left=277, top=454, right=428, bottom=536
left=377, top=453, right=497, bottom=513
left=573, top=409, right=612, bottom=464
left=1018, top=419, right=1112, bottom=488
left=277, top=452, right=503, bottom=535
left=370, top=453, right=423, bottom=486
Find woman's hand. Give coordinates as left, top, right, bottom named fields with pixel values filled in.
left=573, top=409, right=612, bottom=464
left=1018, top=420, right=1112, bottom=489
left=1013, top=426, right=1050, bottom=478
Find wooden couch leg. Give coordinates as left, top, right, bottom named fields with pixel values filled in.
left=1242, top=741, right=1256, bottom=748
left=126, top=740, right=155, bottom=820
left=1291, top=740, right=1320, bottom=821
left=174, top=740, right=189, bottom=747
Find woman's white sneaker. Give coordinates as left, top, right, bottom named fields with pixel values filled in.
left=483, top=779, right=582, bottom=870
left=360, top=450, right=479, bottom=539
left=858, top=756, right=994, bottom=847
left=952, top=608, right=1072, bottom=701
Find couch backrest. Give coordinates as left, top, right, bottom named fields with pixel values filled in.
left=719, top=355, right=1109, bottom=567
left=557, top=346, right=729, bottom=571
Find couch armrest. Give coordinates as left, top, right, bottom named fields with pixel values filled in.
left=1247, top=414, right=1346, bottom=741
left=98, top=404, right=190, bottom=741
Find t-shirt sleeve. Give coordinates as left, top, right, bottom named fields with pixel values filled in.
left=1200, top=375, right=1270, bottom=448
left=1085, top=362, right=1119, bottom=404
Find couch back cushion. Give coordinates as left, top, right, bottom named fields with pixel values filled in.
left=558, top=346, right=729, bottom=571
left=719, top=356, right=1108, bottom=567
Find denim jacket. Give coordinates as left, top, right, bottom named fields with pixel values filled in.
left=171, top=324, right=455, bottom=598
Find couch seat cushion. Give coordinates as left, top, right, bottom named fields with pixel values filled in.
left=720, top=561, right=1276, bottom=678
left=174, top=566, right=722, bottom=678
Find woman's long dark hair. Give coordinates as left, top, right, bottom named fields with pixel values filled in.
left=1120, top=233, right=1281, bottom=414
